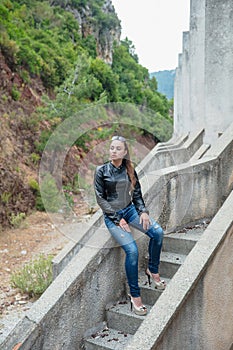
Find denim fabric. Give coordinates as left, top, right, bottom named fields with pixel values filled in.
left=104, top=204, right=164, bottom=297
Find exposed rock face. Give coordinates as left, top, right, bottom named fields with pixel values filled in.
left=96, top=0, right=121, bottom=64
left=52, top=0, right=121, bottom=65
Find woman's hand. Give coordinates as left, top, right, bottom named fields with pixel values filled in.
left=140, top=212, right=150, bottom=231
left=119, top=218, right=131, bottom=232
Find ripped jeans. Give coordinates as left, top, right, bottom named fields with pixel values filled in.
left=104, top=204, right=164, bottom=297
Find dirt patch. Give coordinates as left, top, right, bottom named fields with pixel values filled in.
left=0, top=196, right=92, bottom=317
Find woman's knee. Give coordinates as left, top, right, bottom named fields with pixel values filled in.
left=123, top=242, right=138, bottom=259
left=148, top=221, right=164, bottom=240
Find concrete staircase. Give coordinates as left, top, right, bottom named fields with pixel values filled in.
left=84, top=223, right=206, bottom=350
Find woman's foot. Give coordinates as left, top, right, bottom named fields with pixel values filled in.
left=131, top=296, right=144, bottom=308
left=128, top=295, right=147, bottom=316
left=145, top=268, right=166, bottom=290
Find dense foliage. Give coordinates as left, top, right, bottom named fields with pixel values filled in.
left=0, top=0, right=173, bottom=227
left=0, top=0, right=172, bottom=116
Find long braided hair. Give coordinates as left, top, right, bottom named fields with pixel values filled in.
left=123, top=141, right=136, bottom=191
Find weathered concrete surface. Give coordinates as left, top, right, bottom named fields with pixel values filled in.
left=143, top=121, right=233, bottom=231
left=174, top=0, right=233, bottom=143
left=189, top=0, right=205, bottom=134
left=139, top=128, right=204, bottom=177
left=181, top=31, right=190, bottom=133
left=52, top=209, right=103, bottom=278
left=204, top=0, right=233, bottom=142
left=125, top=188, right=233, bottom=350
left=174, top=54, right=183, bottom=135
left=1, top=228, right=128, bottom=349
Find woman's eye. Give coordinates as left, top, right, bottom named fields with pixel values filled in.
left=116, top=147, right=122, bottom=150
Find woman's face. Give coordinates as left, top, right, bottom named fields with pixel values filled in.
left=109, top=140, right=127, bottom=162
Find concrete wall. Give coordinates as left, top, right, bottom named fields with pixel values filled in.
left=52, top=210, right=103, bottom=279
left=125, top=189, right=233, bottom=350
left=204, top=0, right=233, bottom=142
left=2, top=229, right=128, bottom=349
left=174, top=0, right=233, bottom=144
left=189, top=0, right=205, bottom=134
left=142, top=122, right=233, bottom=231
left=181, top=31, right=190, bottom=132
left=174, top=54, right=183, bottom=135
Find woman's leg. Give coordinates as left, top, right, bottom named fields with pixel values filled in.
left=146, top=220, right=164, bottom=274
left=104, top=216, right=141, bottom=297
left=126, top=206, right=164, bottom=274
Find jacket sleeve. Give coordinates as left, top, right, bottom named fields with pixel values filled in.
left=132, top=170, right=149, bottom=215
left=94, top=166, right=121, bottom=224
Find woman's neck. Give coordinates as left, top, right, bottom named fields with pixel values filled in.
left=111, top=159, right=123, bottom=168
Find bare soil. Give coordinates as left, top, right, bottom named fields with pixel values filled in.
left=0, top=197, right=92, bottom=317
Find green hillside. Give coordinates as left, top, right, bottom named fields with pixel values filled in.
left=0, top=0, right=173, bottom=228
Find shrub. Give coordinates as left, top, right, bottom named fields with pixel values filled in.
left=1, top=191, right=12, bottom=204
left=10, top=212, right=26, bottom=228
left=11, top=84, right=21, bottom=101
left=28, top=177, right=39, bottom=191
left=20, top=69, right=30, bottom=83
left=29, top=153, right=40, bottom=165
left=10, top=254, right=53, bottom=297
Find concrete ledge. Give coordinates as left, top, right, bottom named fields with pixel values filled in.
left=157, top=132, right=189, bottom=150
left=159, top=132, right=189, bottom=147
left=139, top=129, right=204, bottom=176
left=1, top=227, right=128, bottom=349
left=190, top=143, right=211, bottom=161
left=52, top=209, right=103, bottom=278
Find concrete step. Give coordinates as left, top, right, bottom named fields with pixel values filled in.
left=84, top=326, right=132, bottom=350
left=159, top=251, right=186, bottom=278
left=163, top=226, right=204, bottom=255
left=85, top=277, right=168, bottom=350
left=139, top=273, right=170, bottom=306
left=84, top=223, right=207, bottom=350
left=106, top=300, right=152, bottom=335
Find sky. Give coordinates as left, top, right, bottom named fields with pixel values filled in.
left=111, top=0, right=190, bottom=73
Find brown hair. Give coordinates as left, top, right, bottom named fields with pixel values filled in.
left=110, top=136, right=136, bottom=190
left=123, top=142, right=136, bottom=191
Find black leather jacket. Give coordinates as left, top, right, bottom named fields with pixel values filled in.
left=94, top=161, right=149, bottom=224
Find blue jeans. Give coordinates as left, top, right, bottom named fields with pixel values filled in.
left=104, top=204, right=164, bottom=297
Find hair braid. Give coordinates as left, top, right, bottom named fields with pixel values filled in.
left=125, top=159, right=136, bottom=191
left=124, top=142, right=136, bottom=191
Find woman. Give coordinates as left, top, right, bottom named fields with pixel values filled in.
left=94, top=136, right=165, bottom=316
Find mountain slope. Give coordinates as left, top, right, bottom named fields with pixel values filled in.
left=150, top=70, right=175, bottom=100
left=0, top=0, right=172, bottom=228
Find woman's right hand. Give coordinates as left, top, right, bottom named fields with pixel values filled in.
left=119, top=218, right=131, bottom=232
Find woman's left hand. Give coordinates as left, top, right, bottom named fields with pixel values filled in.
left=140, top=212, right=150, bottom=231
